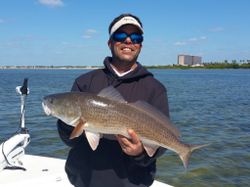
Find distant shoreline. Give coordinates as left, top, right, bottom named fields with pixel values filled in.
left=0, top=63, right=250, bottom=70
left=0, top=66, right=102, bottom=70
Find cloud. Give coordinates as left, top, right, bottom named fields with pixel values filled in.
left=86, top=29, right=97, bottom=34
left=82, top=35, right=92, bottom=39
left=200, top=36, right=207, bottom=40
left=38, top=0, right=64, bottom=7
left=209, top=27, right=224, bottom=32
left=82, top=29, right=97, bottom=39
left=174, top=36, right=207, bottom=46
left=188, top=37, right=198, bottom=42
left=174, top=41, right=187, bottom=46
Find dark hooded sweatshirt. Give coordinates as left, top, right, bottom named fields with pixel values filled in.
left=57, top=57, right=170, bottom=187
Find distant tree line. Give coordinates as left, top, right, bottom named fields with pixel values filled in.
left=146, top=60, right=250, bottom=69
left=202, top=59, right=250, bottom=69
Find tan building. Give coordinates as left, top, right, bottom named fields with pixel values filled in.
left=178, top=55, right=202, bottom=66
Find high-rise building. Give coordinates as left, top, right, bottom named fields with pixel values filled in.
left=178, top=55, right=202, bottom=66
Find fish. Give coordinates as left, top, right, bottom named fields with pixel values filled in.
left=42, top=86, right=208, bottom=169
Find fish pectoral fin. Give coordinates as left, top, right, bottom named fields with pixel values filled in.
left=85, top=131, right=101, bottom=151
left=143, top=143, right=159, bottom=157
left=69, top=119, right=85, bottom=139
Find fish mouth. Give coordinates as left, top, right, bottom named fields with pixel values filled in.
left=42, top=101, right=51, bottom=116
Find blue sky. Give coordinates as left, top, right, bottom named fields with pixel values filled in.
left=0, top=0, right=250, bottom=66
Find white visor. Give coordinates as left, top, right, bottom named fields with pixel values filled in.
left=110, top=16, right=143, bottom=36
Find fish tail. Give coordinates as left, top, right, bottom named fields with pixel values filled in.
left=179, top=143, right=210, bottom=170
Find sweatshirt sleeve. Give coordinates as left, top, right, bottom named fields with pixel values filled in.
left=128, top=89, right=170, bottom=167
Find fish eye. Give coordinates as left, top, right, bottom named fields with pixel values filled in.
left=48, top=98, right=54, bottom=104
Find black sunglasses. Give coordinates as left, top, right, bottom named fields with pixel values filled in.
left=112, top=32, right=143, bottom=44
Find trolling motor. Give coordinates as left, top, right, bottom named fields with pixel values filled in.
left=0, top=78, right=31, bottom=171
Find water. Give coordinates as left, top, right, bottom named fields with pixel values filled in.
left=0, top=69, right=249, bottom=186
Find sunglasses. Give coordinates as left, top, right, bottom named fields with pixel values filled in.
left=112, top=32, right=143, bottom=44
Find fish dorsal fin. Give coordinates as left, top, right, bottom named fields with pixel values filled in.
left=98, top=86, right=126, bottom=102
left=85, top=130, right=101, bottom=151
left=131, top=101, right=181, bottom=139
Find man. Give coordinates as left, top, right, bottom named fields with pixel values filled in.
left=57, top=13, right=170, bottom=187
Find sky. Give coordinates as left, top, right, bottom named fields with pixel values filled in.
left=0, top=0, right=250, bottom=66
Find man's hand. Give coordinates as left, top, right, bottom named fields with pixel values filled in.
left=116, top=129, right=144, bottom=156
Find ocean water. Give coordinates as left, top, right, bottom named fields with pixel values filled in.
left=0, top=69, right=249, bottom=187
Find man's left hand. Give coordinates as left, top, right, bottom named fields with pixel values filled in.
left=116, top=129, right=144, bottom=156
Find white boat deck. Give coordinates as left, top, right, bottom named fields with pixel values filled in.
left=0, top=154, right=172, bottom=187
left=0, top=155, right=72, bottom=187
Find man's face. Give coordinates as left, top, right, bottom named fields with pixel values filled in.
left=108, top=25, right=142, bottom=63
